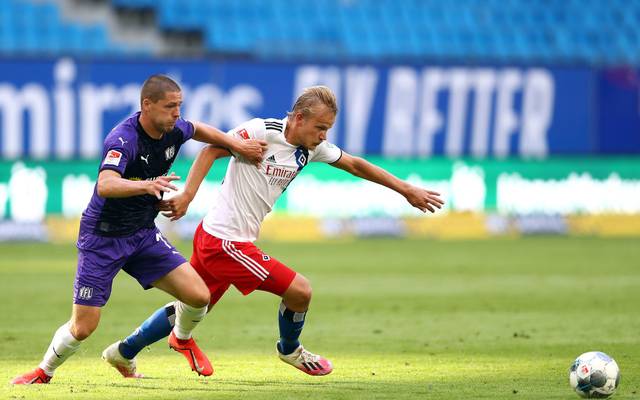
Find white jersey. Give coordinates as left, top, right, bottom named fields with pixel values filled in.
left=202, top=117, right=342, bottom=242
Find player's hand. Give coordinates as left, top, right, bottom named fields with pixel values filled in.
left=147, top=173, right=180, bottom=200
left=404, top=186, right=445, bottom=213
left=236, top=139, right=268, bottom=165
left=158, top=192, right=192, bottom=221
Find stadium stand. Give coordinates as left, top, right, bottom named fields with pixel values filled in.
left=0, top=0, right=637, bottom=64
left=0, top=0, right=130, bottom=56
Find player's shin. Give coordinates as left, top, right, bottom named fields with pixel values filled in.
left=119, top=302, right=175, bottom=359
left=173, top=301, right=207, bottom=340
left=277, top=301, right=307, bottom=355
left=39, top=322, right=81, bottom=376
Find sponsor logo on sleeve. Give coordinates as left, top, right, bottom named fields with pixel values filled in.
left=237, top=128, right=250, bottom=140
left=103, top=150, right=122, bottom=166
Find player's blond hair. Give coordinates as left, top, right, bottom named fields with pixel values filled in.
left=288, top=86, right=338, bottom=118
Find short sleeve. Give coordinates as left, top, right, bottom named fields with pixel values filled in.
left=228, top=118, right=267, bottom=141
left=175, top=118, right=195, bottom=143
left=311, top=141, right=342, bottom=164
left=99, top=132, right=135, bottom=176
left=226, top=118, right=267, bottom=157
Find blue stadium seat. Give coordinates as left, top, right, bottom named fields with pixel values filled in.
left=1, top=0, right=639, bottom=64
left=142, top=0, right=640, bottom=65
left=84, top=26, right=109, bottom=54
left=112, top=0, right=156, bottom=8
left=0, top=0, right=151, bottom=56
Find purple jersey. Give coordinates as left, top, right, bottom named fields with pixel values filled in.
left=81, top=112, right=194, bottom=237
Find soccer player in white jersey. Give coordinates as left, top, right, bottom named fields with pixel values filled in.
left=102, top=86, right=444, bottom=377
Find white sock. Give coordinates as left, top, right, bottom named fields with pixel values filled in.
left=38, top=322, right=81, bottom=376
left=173, top=301, right=207, bottom=340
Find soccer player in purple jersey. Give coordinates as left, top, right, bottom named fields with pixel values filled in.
left=11, top=75, right=267, bottom=384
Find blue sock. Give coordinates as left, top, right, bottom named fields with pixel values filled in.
left=277, top=302, right=306, bottom=355
left=118, top=302, right=176, bottom=359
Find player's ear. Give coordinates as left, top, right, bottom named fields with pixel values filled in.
left=141, top=98, right=151, bottom=111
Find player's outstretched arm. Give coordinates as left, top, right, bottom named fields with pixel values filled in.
left=330, top=152, right=445, bottom=213
left=192, top=121, right=267, bottom=165
left=158, top=145, right=231, bottom=221
left=97, top=169, right=180, bottom=200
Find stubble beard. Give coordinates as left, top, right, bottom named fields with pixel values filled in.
left=154, top=119, right=174, bottom=135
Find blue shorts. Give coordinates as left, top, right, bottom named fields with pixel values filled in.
left=73, top=226, right=186, bottom=307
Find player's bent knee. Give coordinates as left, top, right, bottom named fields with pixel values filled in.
left=299, top=284, right=312, bottom=306
left=194, top=292, right=211, bottom=308
left=69, top=305, right=100, bottom=340
left=183, top=294, right=210, bottom=308
left=286, top=274, right=312, bottom=309
left=184, top=286, right=210, bottom=308
left=299, top=274, right=313, bottom=297
left=69, top=321, right=98, bottom=341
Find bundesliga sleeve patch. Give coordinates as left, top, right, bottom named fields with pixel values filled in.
left=236, top=128, right=250, bottom=140
left=103, top=150, right=123, bottom=166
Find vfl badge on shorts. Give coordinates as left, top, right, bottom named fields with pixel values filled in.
left=262, top=254, right=271, bottom=261
left=77, top=286, right=94, bottom=300
left=103, top=150, right=122, bottom=166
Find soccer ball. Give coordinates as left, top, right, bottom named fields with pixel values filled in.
left=569, top=351, right=620, bottom=398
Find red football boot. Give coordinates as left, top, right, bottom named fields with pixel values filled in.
left=168, top=331, right=213, bottom=376
left=11, top=368, right=52, bottom=384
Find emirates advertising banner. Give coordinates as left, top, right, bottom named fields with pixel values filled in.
left=2, top=58, right=639, bottom=160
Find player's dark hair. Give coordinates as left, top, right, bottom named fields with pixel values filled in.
left=140, top=75, right=181, bottom=104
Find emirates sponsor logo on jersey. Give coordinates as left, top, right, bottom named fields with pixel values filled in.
left=264, top=164, right=297, bottom=188
left=265, top=164, right=297, bottom=179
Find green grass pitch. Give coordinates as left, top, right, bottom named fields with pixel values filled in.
left=0, top=237, right=638, bottom=399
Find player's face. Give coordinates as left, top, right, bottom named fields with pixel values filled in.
left=144, top=91, right=183, bottom=134
left=295, top=105, right=335, bottom=150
